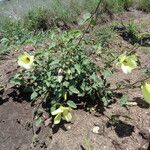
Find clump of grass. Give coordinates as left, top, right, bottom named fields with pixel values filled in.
left=122, top=0, right=134, bottom=10
left=100, top=0, right=133, bottom=14
left=96, top=26, right=113, bottom=46
left=0, top=17, right=26, bottom=44
left=138, top=0, right=150, bottom=12
left=23, top=7, right=51, bottom=31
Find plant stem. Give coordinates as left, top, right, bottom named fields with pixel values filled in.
left=112, top=76, right=150, bottom=91
left=77, top=0, right=102, bottom=45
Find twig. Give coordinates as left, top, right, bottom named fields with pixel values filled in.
left=32, top=92, right=49, bottom=135
left=77, top=0, right=102, bottom=45
left=112, top=76, right=150, bottom=91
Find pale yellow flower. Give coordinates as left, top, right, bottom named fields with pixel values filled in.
left=18, top=52, right=34, bottom=69
left=51, top=106, right=72, bottom=124
left=117, top=53, right=137, bottom=74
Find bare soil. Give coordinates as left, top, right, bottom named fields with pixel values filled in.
left=0, top=10, right=150, bottom=150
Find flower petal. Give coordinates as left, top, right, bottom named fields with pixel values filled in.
left=63, top=110, right=72, bottom=122
left=54, top=114, right=61, bottom=125
left=141, top=83, right=150, bottom=104
left=51, top=108, right=63, bottom=115
left=121, top=64, right=132, bottom=74
left=118, top=54, right=137, bottom=74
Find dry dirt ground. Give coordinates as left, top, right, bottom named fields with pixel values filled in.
left=0, top=10, right=150, bottom=150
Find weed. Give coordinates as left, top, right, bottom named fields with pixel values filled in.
left=10, top=29, right=114, bottom=124
left=81, top=136, right=97, bottom=150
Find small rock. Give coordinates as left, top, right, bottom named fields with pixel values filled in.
left=43, top=112, right=49, bottom=120
left=44, top=118, right=51, bottom=126
left=92, top=126, right=100, bottom=134
left=66, top=125, right=71, bottom=130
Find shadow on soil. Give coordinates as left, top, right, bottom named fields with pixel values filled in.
left=106, top=119, right=134, bottom=138
left=114, top=121, right=134, bottom=138
left=113, top=26, right=150, bottom=47
left=133, top=97, right=150, bottom=109
left=52, top=121, right=71, bottom=134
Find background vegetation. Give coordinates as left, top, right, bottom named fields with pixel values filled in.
left=0, top=0, right=150, bottom=55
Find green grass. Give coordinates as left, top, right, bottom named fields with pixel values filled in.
left=0, top=0, right=135, bottom=42
left=0, top=0, right=99, bottom=22
left=138, top=0, right=150, bottom=12
left=0, top=0, right=137, bottom=35
left=0, top=0, right=136, bottom=22
left=0, top=0, right=149, bottom=55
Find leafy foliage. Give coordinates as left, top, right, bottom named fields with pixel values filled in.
left=11, top=29, right=113, bottom=121
left=120, top=94, right=129, bottom=106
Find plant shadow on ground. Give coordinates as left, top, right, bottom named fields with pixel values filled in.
left=2, top=86, right=31, bottom=104
left=133, top=97, right=150, bottom=109
left=106, top=120, right=134, bottom=138
left=114, top=121, right=134, bottom=138
left=113, top=26, right=150, bottom=47
left=52, top=121, right=72, bottom=134
left=0, top=84, right=121, bottom=133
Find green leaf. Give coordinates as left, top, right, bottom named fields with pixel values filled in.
left=58, top=75, right=63, bottom=83
left=102, top=97, right=109, bottom=106
left=10, top=78, right=23, bottom=85
left=69, top=86, right=80, bottom=94
left=90, top=19, right=96, bottom=26
left=45, top=81, right=50, bottom=87
left=143, top=68, right=150, bottom=74
left=74, top=64, right=81, bottom=74
left=31, top=91, right=38, bottom=100
left=0, top=87, right=4, bottom=95
left=90, top=73, right=97, bottom=81
left=49, top=59, right=60, bottom=66
left=51, top=106, right=56, bottom=113
left=63, top=81, right=69, bottom=87
left=48, top=42, right=56, bottom=49
left=35, top=116, right=43, bottom=127
left=120, top=95, right=129, bottom=106
left=67, top=100, right=77, bottom=108
left=102, top=70, right=112, bottom=78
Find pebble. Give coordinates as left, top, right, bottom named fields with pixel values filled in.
left=92, top=126, right=100, bottom=134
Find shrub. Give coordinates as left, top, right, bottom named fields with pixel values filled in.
left=11, top=29, right=114, bottom=123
